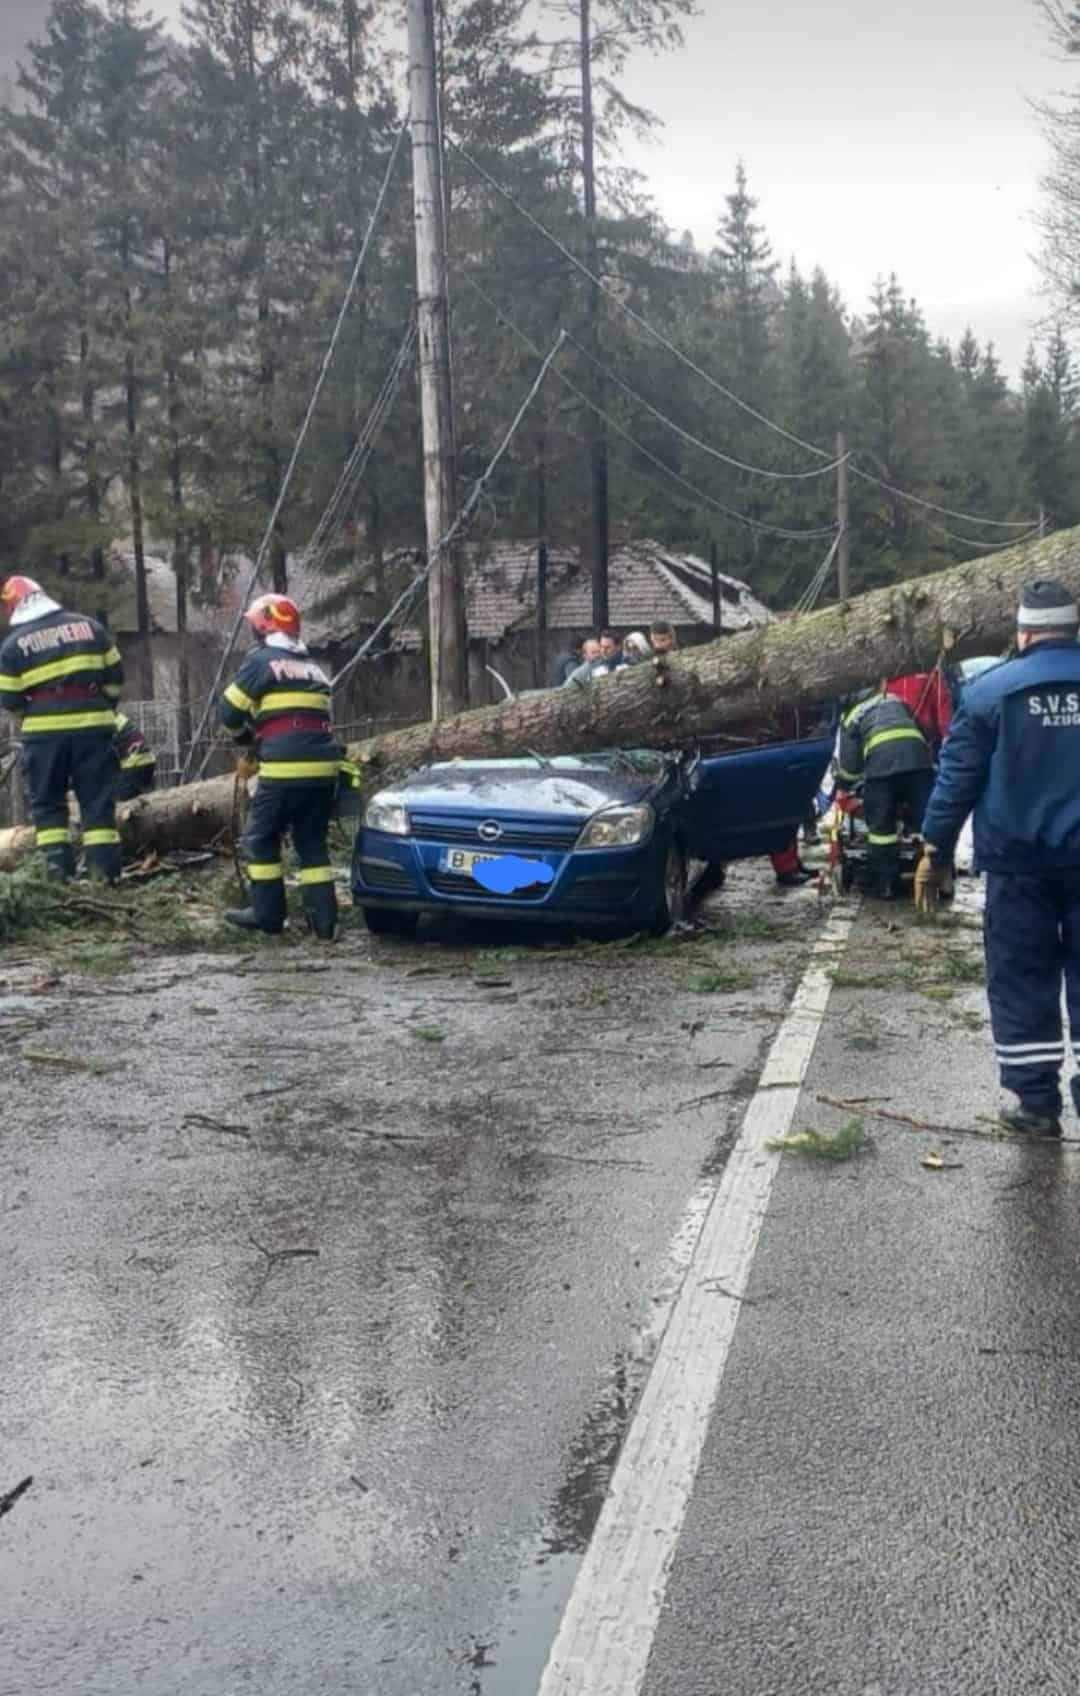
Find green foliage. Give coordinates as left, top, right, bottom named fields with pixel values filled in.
left=0, top=0, right=1068, bottom=638
left=768, top=1118, right=871, bottom=1162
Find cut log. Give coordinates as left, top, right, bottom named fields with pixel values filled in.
left=0, top=524, right=1075, bottom=872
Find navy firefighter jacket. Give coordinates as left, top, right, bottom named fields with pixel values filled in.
left=220, top=640, right=342, bottom=784
left=921, top=637, right=1080, bottom=872
left=0, top=608, right=123, bottom=734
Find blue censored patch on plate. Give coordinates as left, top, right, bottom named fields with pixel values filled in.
left=472, top=856, right=554, bottom=895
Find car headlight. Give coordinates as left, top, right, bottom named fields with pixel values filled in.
left=363, top=792, right=409, bottom=836
left=576, top=804, right=654, bottom=849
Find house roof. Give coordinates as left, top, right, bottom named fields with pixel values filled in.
left=107, top=538, right=772, bottom=649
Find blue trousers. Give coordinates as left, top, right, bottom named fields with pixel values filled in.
left=985, top=870, right=1080, bottom=1117
left=22, top=731, right=121, bottom=882
left=241, top=779, right=338, bottom=938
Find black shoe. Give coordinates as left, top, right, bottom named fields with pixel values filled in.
left=998, top=1103, right=1062, bottom=1138
left=775, top=870, right=805, bottom=888
left=224, top=906, right=282, bottom=936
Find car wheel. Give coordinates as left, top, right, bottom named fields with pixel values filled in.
left=649, top=839, right=687, bottom=935
left=362, top=906, right=419, bottom=936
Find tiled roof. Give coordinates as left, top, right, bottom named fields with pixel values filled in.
left=107, top=538, right=772, bottom=648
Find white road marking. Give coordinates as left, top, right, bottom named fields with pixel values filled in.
left=536, top=907, right=856, bottom=1696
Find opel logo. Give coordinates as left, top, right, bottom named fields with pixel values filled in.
left=478, top=820, right=503, bottom=843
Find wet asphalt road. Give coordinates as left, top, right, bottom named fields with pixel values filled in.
left=0, top=863, right=826, bottom=1696
left=641, top=883, right=1080, bottom=1696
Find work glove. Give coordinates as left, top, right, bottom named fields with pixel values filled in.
left=235, top=752, right=259, bottom=784
left=913, top=843, right=943, bottom=913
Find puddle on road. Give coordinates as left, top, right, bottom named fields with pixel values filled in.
left=475, top=1173, right=723, bottom=1695
left=473, top=1356, right=633, bottom=1696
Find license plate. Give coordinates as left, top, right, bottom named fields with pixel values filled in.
left=440, top=848, right=500, bottom=876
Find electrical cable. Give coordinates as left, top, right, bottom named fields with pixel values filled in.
left=461, top=274, right=837, bottom=540
left=448, top=135, right=836, bottom=466
left=181, top=117, right=410, bottom=782
left=330, top=329, right=568, bottom=699
left=450, top=137, right=1040, bottom=533
left=849, top=464, right=1037, bottom=530
left=302, top=320, right=417, bottom=575
left=562, top=333, right=849, bottom=481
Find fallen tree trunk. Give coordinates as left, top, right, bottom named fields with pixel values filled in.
left=0, top=523, right=1075, bottom=870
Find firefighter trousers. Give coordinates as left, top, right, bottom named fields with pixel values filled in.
left=242, top=779, right=338, bottom=938
left=862, top=769, right=933, bottom=893
left=985, top=869, right=1080, bottom=1119
left=22, top=731, right=121, bottom=882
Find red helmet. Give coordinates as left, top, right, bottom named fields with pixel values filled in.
left=244, top=593, right=301, bottom=639
left=1, top=575, right=43, bottom=611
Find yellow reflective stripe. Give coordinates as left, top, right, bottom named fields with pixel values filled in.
left=258, top=692, right=330, bottom=713
left=36, top=827, right=71, bottom=846
left=247, top=861, right=284, bottom=881
left=83, top=828, right=121, bottom=846
left=258, top=760, right=341, bottom=779
left=297, top=865, right=334, bottom=885
left=18, top=652, right=110, bottom=689
left=120, top=751, right=155, bottom=768
left=0, top=674, right=23, bottom=692
left=339, top=760, right=361, bottom=788
left=224, top=682, right=255, bottom=713
left=834, top=765, right=860, bottom=782
left=104, top=646, right=122, bottom=668
left=22, top=711, right=117, bottom=732
left=102, top=685, right=121, bottom=699
left=864, top=727, right=926, bottom=755
left=115, top=712, right=130, bottom=730
left=867, top=832, right=900, bottom=845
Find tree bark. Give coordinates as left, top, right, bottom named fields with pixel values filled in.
left=0, top=527, right=1073, bottom=870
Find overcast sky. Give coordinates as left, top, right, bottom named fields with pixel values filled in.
left=5, top=0, right=1071, bottom=377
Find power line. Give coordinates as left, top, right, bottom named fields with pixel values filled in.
left=449, top=136, right=1040, bottom=534
left=330, top=330, right=568, bottom=697
left=303, top=320, right=418, bottom=576
left=850, top=464, right=1037, bottom=530
left=793, top=527, right=844, bottom=615
left=461, top=274, right=837, bottom=540
left=448, top=136, right=834, bottom=465
left=926, top=520, right=1046, bottom=553
left=563, top=333, right=849, bottom=481
left=180, top=117, right=410, bottom=782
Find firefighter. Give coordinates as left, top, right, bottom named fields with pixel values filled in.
left=0, top=575, right=124, bottom=881
left=113, top=710, right=157, bottom=801
left=834, top=685, right=933, bottom=898
left=219, top=593, right=342, bottom=940
left=920, top=578, right=1080, bottom=1138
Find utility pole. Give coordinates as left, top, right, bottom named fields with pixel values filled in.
left=406, top=0, right=467, bottom=717
left=579, top=0, right=609, bottom=629
left=836, top=430, right=850, bottom=601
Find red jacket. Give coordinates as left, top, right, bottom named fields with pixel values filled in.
left=884, top=672, right=952, bottom=752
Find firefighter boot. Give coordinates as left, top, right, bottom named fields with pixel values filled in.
left=225, top=905, right=285, bottom=936
left=300, top=870, right=337, bottom=941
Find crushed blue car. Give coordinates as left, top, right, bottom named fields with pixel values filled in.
left=351, top=733, right=833, bottom=936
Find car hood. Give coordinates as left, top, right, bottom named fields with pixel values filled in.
left=395, top=756, right=666, bottom=816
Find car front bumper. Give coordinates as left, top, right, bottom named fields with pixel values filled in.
left=352, top=829, right=662, bottom=926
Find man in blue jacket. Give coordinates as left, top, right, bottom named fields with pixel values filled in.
left=920, top=577, right=1080, bottom=1136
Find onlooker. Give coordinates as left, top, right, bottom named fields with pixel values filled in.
left=622, top=631, right=651, bottom=664
left=562, top=634, right=619, bottom=689
left=598, top=630, right=624, bottom=666
left=649, top=619, right=678, bottom=656
left=551, top=635, right=587, bottom=688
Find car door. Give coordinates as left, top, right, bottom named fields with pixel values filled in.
left=683, top=735, right=834, bottom=863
